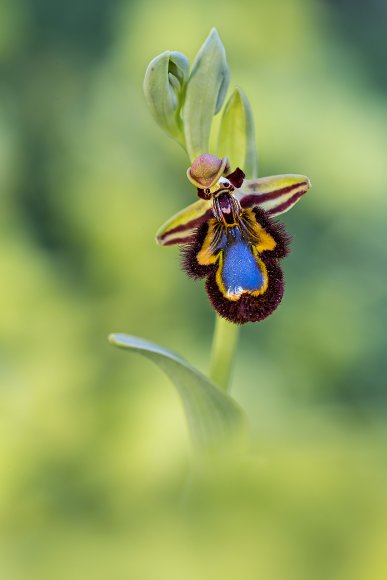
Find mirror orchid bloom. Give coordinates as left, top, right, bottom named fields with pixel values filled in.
left=156, top=154, right=311, bottom=324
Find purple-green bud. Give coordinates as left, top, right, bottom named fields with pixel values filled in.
left=187, top=154, right=230, bottom=189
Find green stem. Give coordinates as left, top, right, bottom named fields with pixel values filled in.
left=209, top=315, right=239, bottom=391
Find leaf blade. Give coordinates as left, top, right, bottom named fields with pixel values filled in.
left=109, top=333, right=247, bottom=453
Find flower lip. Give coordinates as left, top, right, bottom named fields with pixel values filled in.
left=187, top=154, right=230, bottom=189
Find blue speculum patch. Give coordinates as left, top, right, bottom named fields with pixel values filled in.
left=218, top=227, right=264, bottom=297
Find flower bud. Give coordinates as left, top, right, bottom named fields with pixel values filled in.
left=187, top=154, right=230, bottom=189
left=143, top=50, right=189, bottom=142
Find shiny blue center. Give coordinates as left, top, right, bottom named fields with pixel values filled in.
left=218, top=227, right=264, bottom=297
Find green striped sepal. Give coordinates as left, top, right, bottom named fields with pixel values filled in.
left=156, top=174, right=311, bottom=246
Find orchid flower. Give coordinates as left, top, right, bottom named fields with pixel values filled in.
left=156, top=154, right=311, bottom=324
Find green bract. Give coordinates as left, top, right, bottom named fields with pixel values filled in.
left=183, top=28, right=230, bottom=161
left=217, top=88, right=257, bottom=179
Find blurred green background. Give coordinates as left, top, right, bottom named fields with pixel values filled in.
left=1, top=0, right=387, bottom=578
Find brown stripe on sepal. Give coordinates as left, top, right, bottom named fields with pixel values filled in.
left=156, top=208, right=213, bottom=245
left=240, top=180, right=309, bottom=208
left=266, top=191, right=304, bottom=216
left=161, top=234, right=197, bottom=246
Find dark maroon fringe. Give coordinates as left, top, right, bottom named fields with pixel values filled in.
left=180, top=207, right=291, bottom=324
left=252, top=207, right=291, bottom=259
left=180, top=222, right=213, bottom=280
left=205, top=256, right=284, bottom=324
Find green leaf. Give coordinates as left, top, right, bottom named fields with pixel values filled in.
left=183, top=28, right=230, bottom=161
left=109, top=334, right=247, bottom=455
left=217, top=88, right=257, bottom=178
left=143, top=50, right=190, bottom=143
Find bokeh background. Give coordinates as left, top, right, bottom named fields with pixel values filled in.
left=1, top=0, right=387, bottom=578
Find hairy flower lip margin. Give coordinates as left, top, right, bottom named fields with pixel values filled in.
left=181, top=206, right=291, bottom=324
left=156, top=174, right=312, bottom=246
